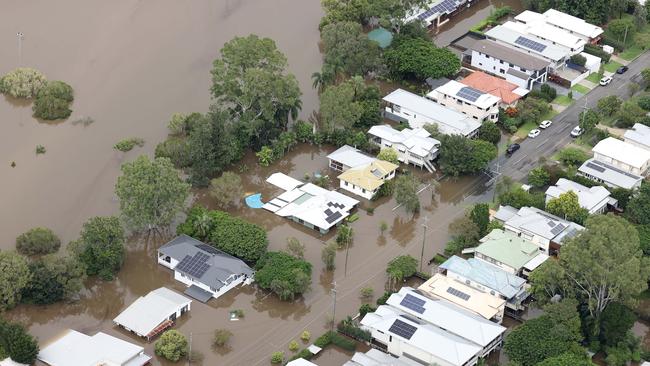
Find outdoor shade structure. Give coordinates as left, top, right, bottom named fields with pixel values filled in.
left=367, top=28, right=393, bottom=48
left=113, top=287, right=192, bottom=340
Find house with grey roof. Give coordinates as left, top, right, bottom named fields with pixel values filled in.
left=578, top=158, right=643, bottom=190
left=494, top=205, right=584, bottom=255
left=368, top=125, right=440, bottom=173
left=468, top=39, right=550, bottom=89
left=157, top=235, right=254, bottom=302
left=439, top=256, right=530, bottom=311
left=545, top=178, right=614, bottom=214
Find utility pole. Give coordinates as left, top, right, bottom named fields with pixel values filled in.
left=188, top=332, right=192, bottom=366
left=623, top=24, right=629, bottom=45
left=344, top=228, right=351, bottom=277
left=17, top=32, right=23, bottom=66
left=331, top=282, right=337, bottom=332
left=491, top=144, right=501, bottom=204
left=420, top=216, right=429, bottom=273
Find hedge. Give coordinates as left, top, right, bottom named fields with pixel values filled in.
left=583, top=44, right=611, bottom=63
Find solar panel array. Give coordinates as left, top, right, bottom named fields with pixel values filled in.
left=447, top=286, right=471, bottom=301
left=325, top=211, right=343, bottom=224
left=514, top=36, right=547, bottom=52
left=456, top=86, right=483, bottom=102
left=550, top=223, right=566, bottom=236
left=196, top=244, right=220, bottom=255
left=176, top=252, right=210, bottom=278
left=586, top=161, right=605, bottom=173
left=388, top=319, right=417, bottom=340
left=417, top=0, right=458, bottom=20
left=400, top=294, right=426, bottom=314
left=327, top=202, right=345, bottom=209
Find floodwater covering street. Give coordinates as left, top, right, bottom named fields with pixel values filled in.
left=0, top=0, right=519, bottom=365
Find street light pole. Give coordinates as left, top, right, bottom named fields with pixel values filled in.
left=17, top=32, right=24, bottom=66
left=331, top=282, right=337, bottom=332
left=420, top=216, right=429, bottom=273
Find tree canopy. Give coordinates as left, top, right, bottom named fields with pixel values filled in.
left=535, top=352, right=596, bottom=366
left=0, top=251, right=31, bottom=310
left=498, top=186, right=546, bottom=210
left=394, top=174, right=420, bottom=214
left=15, top=227, right=61, bottom=256
left=70, top=216, right=125, bottom=281
left=377, top=148, right=399, bottom=164
left=625, top=182, right=650, bottom=225
left=384, top=37, right=460, bottom=81
left=155, top=330, right=188, bottom=362
left=115, top=155, right=190, bottom=232
left=321, top=22, right=382, bottom=77
left=32, top=80, right=74, bottom=120
left=320, top=0, right=428, bottom=28
left=528, top=166, right=550, bottom=188
left=0, top=319, right=39, bottom=365
left=477, top=122, right=501, bottom=144
left=439, top=135, right=497, bottom=176
left=545, top=191, right=589, bottom=225
left=0, top=67, right=47, bottom=99
left=597, top=95, right=622, bottom=116
left=386, top=255, right=417, bottom=286
left=319, top=76, right=381, bottom=132
left=21, top=255, right=86, bottom=305
left=255, top=251, right=312, bottom=300
left=209, top=172, right=243, bottom=209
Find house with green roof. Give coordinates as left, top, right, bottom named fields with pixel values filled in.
left=471, top=229, right=548, bottom=276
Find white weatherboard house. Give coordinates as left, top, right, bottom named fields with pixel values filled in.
left=545, top=178, right=613, bottom=214
left=439, top=256, right=530, bottom=311
left=360, top=305, right=482, bottom=366
left=382, top=88, right=481, bottom=138
left=327, top=145, right=399, bottom=200
left=368, top=125, right=440, bottom=173
left=473, top=229, right=549, bottom=276
left=385, top=287, right=506, bottom=357
left=624, top=123, right=650, bottom=151
left=578, top=158, right=643, bottom=190
left=113, top=287, right=191, bottom=340
left=263, top=173, right=359, bottom=233
left=592, top=137, right=650, bottom=176
left=38, top=329, right=151, bottom=366
left=494, top=205, right=584, bottom=255
left=515, top=9, right=604, bottom=43
left=427, top=80, right=500, bottom=123
left=158, top=235, right=254, bottom=302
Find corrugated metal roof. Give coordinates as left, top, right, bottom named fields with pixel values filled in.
left=439, top=256, right=526, bottom=298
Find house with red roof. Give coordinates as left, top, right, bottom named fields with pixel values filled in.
left=461, top=71, right=529, bottom=108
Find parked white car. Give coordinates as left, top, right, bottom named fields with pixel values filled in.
left=571, top=126, right=584, bottom=137
left=528, top=129, right=541, bottom=138
left=539, top=120, right=553, bottom=129
left=599, top=76, right=612, bottom=86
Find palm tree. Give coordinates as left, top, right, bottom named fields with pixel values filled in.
left=311, top=71, right=324, bottom=91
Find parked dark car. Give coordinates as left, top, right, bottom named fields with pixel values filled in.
left=506, top=143, right=520, bottom=155
left=617, top=66, right=629, bottom=74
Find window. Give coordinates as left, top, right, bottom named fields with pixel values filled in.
left=362, top=189, right=366, bottom=193
left=457, top=99, right=462, bottom=105
left=500, top=68, right=505, bottom=74
left=164, top=256, right=171, bottom=263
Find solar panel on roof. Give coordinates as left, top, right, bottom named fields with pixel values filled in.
left=324, top=209, right=333, bottom=216
left=325, top=211, right=343, bottom=224
left=550, top=224, right=566, bottom=236
left=447, top=286, right=471, bottom=301
left=400, top=294, right=426, bottom=314
left=514, top=36, right=547, bottom=52
left=176, top=252, right=211, bottom=278
left=196, top=244, right=219, bottom=255
left=388, top=319, right=417, bottom=340
left=456, top=86, right=483, bottom=102
left=586, top=162, right=606, bottom=173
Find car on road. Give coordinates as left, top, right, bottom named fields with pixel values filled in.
left=506, top=143, right=520, bottom=155
left=528, top=129, right=541, bottom=138
left=570, top=126, right=584, bottom=137
left=617, top=66, right=629, bottom=74
left=599, top=76, right=612, bottom=86
left=539, top=120, right=553, bottom=129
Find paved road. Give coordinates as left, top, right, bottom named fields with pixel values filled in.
left=490, top=51, right=650, bottom=181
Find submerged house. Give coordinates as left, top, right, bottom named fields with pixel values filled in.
left=368, top=125, right=440, bottom=173
left=473, top=229, right=549, bottom=277
left=157, top=235, right=254, bottom=302
left=263, top=173, right=359, bottom=233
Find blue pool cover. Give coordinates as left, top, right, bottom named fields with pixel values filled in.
left=245, top=193, right=264, bottom=208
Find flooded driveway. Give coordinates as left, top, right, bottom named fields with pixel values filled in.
left=0, top=0, right=323, bottom=246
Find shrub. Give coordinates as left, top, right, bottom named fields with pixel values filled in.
left=528, top=166, right=550, bottom=188
left=209, top=172, right=243, bottom=209
left=213, top=329, right=233, bottom=347
left=376, top=291, right=394, bottom=306
left=359, top=287, right=374, bottom=300
left=288, top=349, right=313, bottom=362
left=255, top=252, right=312, bottom=300
left=359, top=303, right=376, bottom=317
left=16, top=227, right=61, bottom=255
left=478, top=122, right=501, bottom=144
left=338, top=318, right=371, bottom=342
left=377, top=148, right=399, bottom=164
left=0, top=68, right=47, bottom=99
left=584, top=44, right=611, bottom=63
left=638, top=96, right=650, bottom=111
left=32, top=80, right=74, bottom=120
left=330, top=333, right=357, bottom=351
left=113, top=137, right=145, bottom=152
left=558, top=147, right=590, bottom=166
left=154, top=330, right=188, bottom=362
left=570, top=54, right=587, bottom=66
left=379, top=221, right=388, bottom=234
left=289, top=340, right=300, bottom=352
left=0, top=320, right=39, bottom=364
left=300, top=331, right=311, bottom=342
left=271, top=351, right=284, bottom=364
left=321, top=242, right=337, bottom=270
left=155, top=137, right=190, bottom=168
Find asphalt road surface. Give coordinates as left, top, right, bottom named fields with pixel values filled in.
left=490, top=51, right=650, bottom=182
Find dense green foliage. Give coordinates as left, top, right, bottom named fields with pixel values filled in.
left=557, top=147, right=590, bottom=166
left=32, top=80, right=74, bottom=120
left=386, top=255, right=417, bottom=286
left=70, top=216, right=125, bottom=280
left=319, top=77, right=381, bottom=132
left=115, top=155, right=190, bottom=232
left=337, top=317, right=371, bottom=341
left=209, top=172, right=243, bottom=208
left=469, top=203, right=490, bottom=237
left=499, top=97, right=551, bottom=132
left=384, top=37, right=460, bottom=81
left=255, top=252, right=312, bottom=300
left=445, top=215, right=481, bottom=255
left=625, top=183, right=650, bottom=225
left=321, top=242, right=337, bottom=270
left=439, top=135, right=497, bottom=176
left=0, top=67, right=47, bottom=99
left=21, top=255, right=86, bottom=305
left=528, top=166, right=550, bottom=188
left=0, top=251, right=31, bottom=310
left=15, top=227, right=61, bottom=256
left=477, top=122, right=501, bottom=144
left=599, top=302, right=637, bottom=347
left=113, top=137, right=145, bottom=152
left=0, top=319, right=39, bottom=364
left=616, top=100, right=646, bottom=128
left=598, top=95, right=622, bottom=116
left=545, top=191, right=589, bottom=225
left=178, top=206, right=268, bottom=263
left=498, top=186, right=546, bottom=210
left=394, top=174, right=420, bottom=214
left=377, top=148, right=399, bottom=164
left=536, top=352, right=595, bottom=366
left=320, top=0, right=428, bottom=29
left=320, top=22, right=382, bottom=78
left=155, top=330, right=188, bottom=362
left=578, top=109, right=600, bottom=133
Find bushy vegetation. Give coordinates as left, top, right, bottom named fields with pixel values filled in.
left=0, top=251, right=32, bottom=310
left=32, top=80, right=74, bottom=120
left=21, top=255, right=85, bottom=305
left=386, top=255, right=417, bottom=288
left=0, top=68, right=47, bottom=99
left=384, top=37, right=460, bottom=81
left=0, top=319, right=39, bottom=364
left=255, top=252, right=312, bottom=300
left=155, top=330, right=188, bottom=362
left=499, top=97, right=551, bottom=132
left=439, top=134, right=497, bottom=176
left=113, top=137, right=145, bottom=152
left=15, top=227, right=61, bottom=256
left=68, top=216, right=125, bottom=281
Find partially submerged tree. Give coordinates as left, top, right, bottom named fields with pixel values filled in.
left=70, top=216, right=125, bottom=281
left=322, top=242, right=337, bottom=270
left=0, top=319, right=39, bottom=365
left=320, top=22, right=382, bottom=77
left=21, top=255, right=86, bottom=304
left=15, top=227, right=61, bottom=256
left=255, top=252, right=312, bottom=300
left=32, top=80, right=74, bottom=120
left=386, top=255, right=417, bottom=288
left=0, top=251, right=31, bottom=310
left=0, top=67, right=47, bottom=99
left=394, top=174, right=420, bottom=214
left=155, top=330, right=188, bottom=362
left=209, top=172, right=243, bottom=209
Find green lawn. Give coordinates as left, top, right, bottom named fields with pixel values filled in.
left=604, top=61, right=623, bottom=73
left=620, top=45, right=645, bottom=61
left=552, top=95, right=573, bottom=106
left=514, top=120, right=538, bottom=139
left=586, top=73, right=602, bottom=84
left=571, top=84, right=591, bottom=94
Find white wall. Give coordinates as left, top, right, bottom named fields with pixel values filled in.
left=594, top=152, right=649, bottom=176
left=445, top=271, right=508, bottom=300
left=371, top=136, right=437, bottom=168
left=470, top=50, right=549, bottom=89
left=474, top=253, right=519, bottom=275
left=428, top=90, right=499, bottom=123
left=503, top=226, right=551, bottom=254
left=174, top=271, right=248, bottom=300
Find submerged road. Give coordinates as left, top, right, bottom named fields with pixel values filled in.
left=490, top=51, right=650, bottom=182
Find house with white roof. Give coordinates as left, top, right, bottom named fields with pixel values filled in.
left=382, top=89, right=482, bottom=138
left=38, top=329, right=151, bottom=366
left=344, top=349, right=422, bottom=366
left=592, top=137, right=650, bottom=176
left=439, top=256, right=530, bottom=311
left=113, top=287, right=191, bottom=340
left=472, top=229, right=549, bottom=276
left=469, top=39, right=550, bottom=89
left=157, top=235, right=255, bottom=302
left=368, top=125, right=440, bottom=173
left=494, top=205, right=584, bottom=255
left=418, top=273, right=506, bottom=323
left=262, top=173, right=359, bottom=233
left=327, top=145, right=398, bottom=200
left=502, top=20, right=585, bottom=55
left=427, top=80, right=500, bottom=123
left=515, top=9, right=604, bottom=43
left=385, top=287, right=506, bottom=356
left=578, top=158, right=643, bottom=190
left=624, top=123, right=650, bottom=151
left=360, top=305, right=483, bottom=366
left=404, top=0, right=471, bottom=28
left=485, top=25, right=570, bottom=70
left=545, top=178, right=613, bottom=214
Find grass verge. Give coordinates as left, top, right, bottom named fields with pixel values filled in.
left=552, top=95, right=573, bottom=106
left=571, top=84, right=591, bottom=94
left=604, top=61, right=623, bottom=73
